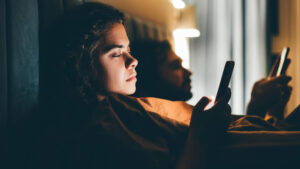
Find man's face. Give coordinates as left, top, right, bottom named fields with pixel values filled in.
left=158, top=50, right=192, bottom=101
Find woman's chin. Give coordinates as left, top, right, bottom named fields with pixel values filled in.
left=121, top=87, right=136, bottom=96
left=127, top=88, right=136, bottom=95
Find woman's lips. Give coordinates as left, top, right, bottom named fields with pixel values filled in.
left=126, top=73, right=137, bottom=81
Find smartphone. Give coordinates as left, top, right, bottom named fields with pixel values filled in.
left=276, top=46, right=290, bottom=76
left=215, top=61, right=235, bottom=103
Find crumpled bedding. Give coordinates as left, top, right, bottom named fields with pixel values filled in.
left=138, top=96, right=300, bottom=131
left=216, top=116, right=300, bottom=168
left=229, top=115, right=280, bottom=131
left=74, top=95, right=300, bottom=169
left=137, top=96, right=193, bottom=125
left=138, top=96, right=300, bottom=167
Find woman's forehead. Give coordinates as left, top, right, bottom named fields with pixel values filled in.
left=104, top=23, right=129, bottom=48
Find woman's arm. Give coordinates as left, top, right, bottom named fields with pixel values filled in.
left=175, top=89, right=231, bottom=169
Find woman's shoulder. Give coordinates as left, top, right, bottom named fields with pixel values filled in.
left=134, top=96, right=193, bottom=125
left=91, top=94, right=189, bottom=131
left=106, top=94, right=193, bottom=125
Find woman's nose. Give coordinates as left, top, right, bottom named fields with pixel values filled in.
left=126, top=54, right=138, bottom=69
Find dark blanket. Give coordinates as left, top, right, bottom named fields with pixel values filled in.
left=39, top=94, right=300, bottom=169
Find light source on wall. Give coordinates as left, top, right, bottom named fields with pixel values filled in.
left=173, top=5, right=200, bottom=38
left=173, top=29, right=200, bottom=38
left=173, top=5, right=200, bottom=69
left=170, top=0, right=186, bottom=9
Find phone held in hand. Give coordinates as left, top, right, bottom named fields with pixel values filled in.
left=215, top=61, right=235, bottom=103
left=276, top=46, right=290, bottom=76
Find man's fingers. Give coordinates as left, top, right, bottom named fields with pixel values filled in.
left=287, top=86, right=293, bottom=92
left=283, top=86, right=293, bottom=99
left=270, top=75, right=292, bottom=84
left=268, top=56, right=291, bottom=77
left=268, top=55, right=281, bottom=78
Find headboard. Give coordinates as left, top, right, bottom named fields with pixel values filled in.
left=125, top=14, right=172, bottom=42
left=0, top=1, right=171, bottom=168
left=1, top=1, right=84, bottom=168
left=1, top=0, right=84, bottom=128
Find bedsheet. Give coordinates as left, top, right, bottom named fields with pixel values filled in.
left=214, top=131, right=300, bottom=169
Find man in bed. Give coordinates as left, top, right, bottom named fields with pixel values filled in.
left=131, top=40, right=193, bottom=101
left=131, top=40, right=293, bottom=122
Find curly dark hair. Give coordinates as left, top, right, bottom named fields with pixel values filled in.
left=50, top=3, right=125, bottom=105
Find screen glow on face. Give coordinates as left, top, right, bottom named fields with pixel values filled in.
left=98, top=23, right=138, bottom=95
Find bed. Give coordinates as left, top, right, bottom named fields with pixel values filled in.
left=2, top=0, right=300, bottom=169
left=213, top=130, right=300, bottom=169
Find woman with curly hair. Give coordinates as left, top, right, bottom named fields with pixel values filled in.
left=40, top=2, right=231, bottom=169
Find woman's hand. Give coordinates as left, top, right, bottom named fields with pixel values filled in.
left=189, top=88, right=231, bottom=144
left=175, top=89, right=231, bottom=169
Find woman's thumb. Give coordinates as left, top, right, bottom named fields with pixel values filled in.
left=190, top=97, right=211, bottom=126
left=194, top=97, right=210, bottom=113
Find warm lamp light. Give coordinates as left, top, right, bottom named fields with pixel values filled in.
left=173, top=5, right=200, bottom=38
left=173, top=28, right=200, bottom=38
left=173, top=5, right=199, bottom=69
left=170, top=0, right=186, bottom=9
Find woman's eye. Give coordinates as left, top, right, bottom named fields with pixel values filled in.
left=112, top=53, right=122, bottom=57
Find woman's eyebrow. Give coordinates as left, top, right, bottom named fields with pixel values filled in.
left=103, top=44, right=124, bottom=52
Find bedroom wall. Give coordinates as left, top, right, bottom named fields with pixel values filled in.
left=87, top=0, right=178, bottom=31
left=272, top=0, right=300, bottom=116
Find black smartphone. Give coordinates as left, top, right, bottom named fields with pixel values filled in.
left=276, top=46, right=290, bottom=76
left=215, top=61, right=235, bottom=103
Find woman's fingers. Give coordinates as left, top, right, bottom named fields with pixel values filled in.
left=215, top=88, right=231, bottom=106
left=190, top=97, right=211, bottom=125
left=191, top=91, right=232, bottom=127
left=219, top=104, right=232, bottom=129
left=194, top=97, right=211, bottom=112
left=225, top=104, right=232, bottom=115
left=191, top=97, right=210, bottom=121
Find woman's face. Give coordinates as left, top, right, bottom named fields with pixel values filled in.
left=98, top=23, right=138, bottom=95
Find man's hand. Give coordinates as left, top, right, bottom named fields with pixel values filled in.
left=247, top=75, right=292, bottom=117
